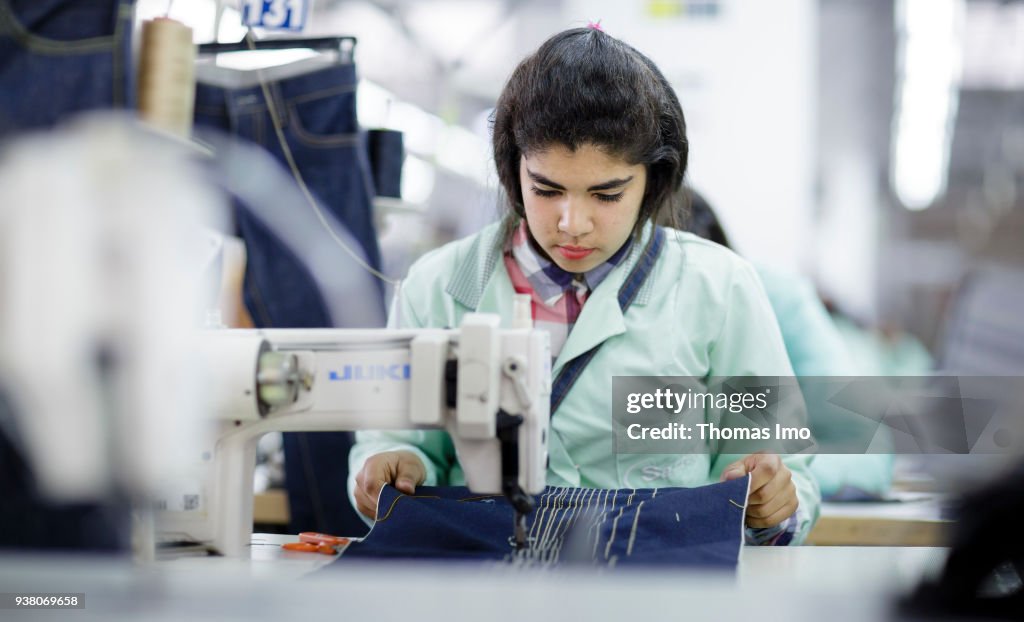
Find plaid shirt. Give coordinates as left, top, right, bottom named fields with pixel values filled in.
left=503, top=221, right=631, bottom=359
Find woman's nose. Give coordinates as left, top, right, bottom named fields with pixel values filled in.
left=557, top=197, right=593, bottom=237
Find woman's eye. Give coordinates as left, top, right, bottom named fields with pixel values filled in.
left=530, top=187, right=560, bottom=198
left=595, top=192, right=624, bottom=203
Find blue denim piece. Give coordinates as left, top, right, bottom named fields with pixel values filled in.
left=0, top=0, right=135, bottom=137
left=193, top=63, right=384, bottom=329
left=343, top=478, right=750, bottom=568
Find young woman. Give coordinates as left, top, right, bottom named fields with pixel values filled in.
left=350, top=26, right=819, bottom=545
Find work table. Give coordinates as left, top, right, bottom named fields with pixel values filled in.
left=0, top=536, right=949, bottom=621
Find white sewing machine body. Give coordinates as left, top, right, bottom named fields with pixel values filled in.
left=159, top=317, right=550, bottom=556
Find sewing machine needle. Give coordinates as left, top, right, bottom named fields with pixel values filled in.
left=514, top=511, right=528, bottom=549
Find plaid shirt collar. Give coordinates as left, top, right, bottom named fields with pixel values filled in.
left=508, top=220, right=631, bottom=306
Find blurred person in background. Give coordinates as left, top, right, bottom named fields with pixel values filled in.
left=676, top=190, right=896, bottom=500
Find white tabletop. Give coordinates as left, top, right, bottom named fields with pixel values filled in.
left=158, top=534, right=948, bottom=589
left=0, top=537, right=950, bottom=621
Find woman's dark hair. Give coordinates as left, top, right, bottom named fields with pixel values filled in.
left=491, top=27, right=689, bottom=242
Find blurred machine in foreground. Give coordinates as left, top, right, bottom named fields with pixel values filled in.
left=0, top=116, right=223, bottom=552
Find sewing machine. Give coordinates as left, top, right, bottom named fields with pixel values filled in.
left=157, top=316, right=550, bottom=556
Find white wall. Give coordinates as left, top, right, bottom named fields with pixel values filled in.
left=815, top=0, right=896, bottom=323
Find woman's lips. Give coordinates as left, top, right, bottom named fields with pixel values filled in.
left=557, top=246, right=595, bottom=260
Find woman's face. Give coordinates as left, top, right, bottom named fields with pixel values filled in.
left=519, top=143, right=647, bottom=273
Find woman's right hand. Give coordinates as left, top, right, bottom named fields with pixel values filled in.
left=353, top=450, right=427, bottom=519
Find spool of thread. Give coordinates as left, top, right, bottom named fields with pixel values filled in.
left=137, top=18, right=196, bottom=138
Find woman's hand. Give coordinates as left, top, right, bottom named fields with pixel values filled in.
left=720, top=452, right=798, bottom=528
left=353, top=450, right=427, bottom=520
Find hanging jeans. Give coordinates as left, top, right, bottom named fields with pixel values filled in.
left=0, top=0, right=135, bottom=138
left=194, top=63, right=384, bottom=538
left=193, top=62, right=384, bottom=328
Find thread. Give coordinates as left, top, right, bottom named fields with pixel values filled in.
left=137, top=18, right=196, bottom=138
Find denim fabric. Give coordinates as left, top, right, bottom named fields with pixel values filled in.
left=195, top=63, right=385, bottom=539
left=194, top=63, right=384, bottom=329
left=343, top=478, right=750, bottom=568
left=0, top=0, right=135, bottom=137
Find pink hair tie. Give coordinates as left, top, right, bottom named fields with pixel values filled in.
left=587, top=19, right=603, bottom=31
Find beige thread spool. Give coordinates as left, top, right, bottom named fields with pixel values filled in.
left=137, top=18, right=196, bottom=138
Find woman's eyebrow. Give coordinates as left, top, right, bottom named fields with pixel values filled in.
left=526, top=169, right=634, bottom=192
left=587, top=176, right=634, bottom=192
left=526, top=169, right=566, bottom=190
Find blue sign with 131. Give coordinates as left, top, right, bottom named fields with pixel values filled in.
left=240, top=0, right=311, bottom=32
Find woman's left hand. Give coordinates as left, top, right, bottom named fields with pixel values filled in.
left=720, top=452, right=798, bottom=528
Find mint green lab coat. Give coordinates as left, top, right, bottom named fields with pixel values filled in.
left=349, top=222, right=821, bottom=543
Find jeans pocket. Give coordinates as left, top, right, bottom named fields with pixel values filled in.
left=285, top=85, right=360, bottom=147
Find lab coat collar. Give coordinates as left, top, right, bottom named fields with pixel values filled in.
left=445, top=220, right=509, bottom=315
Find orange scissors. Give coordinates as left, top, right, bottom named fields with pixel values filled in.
left=282, top=542, right=337, bottom=555
left=281, top=532, right=351, bottom=555
left=299, top=532, right=350, bottom=547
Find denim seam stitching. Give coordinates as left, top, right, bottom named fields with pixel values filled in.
left=285, top=101, right=361, bottom=147
left=286, top=83, right=357, bottom=106
left=0, top=2, right=126, bottom=54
